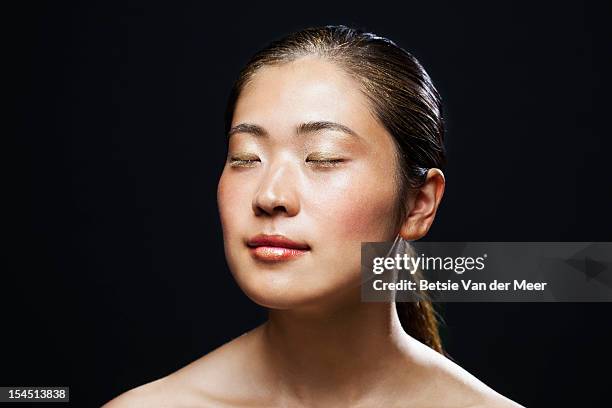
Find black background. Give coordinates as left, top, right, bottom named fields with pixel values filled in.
left=5, top=1, right=611, bottom=406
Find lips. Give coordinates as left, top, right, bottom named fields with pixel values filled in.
left=246, top=234, right=310, bottom=262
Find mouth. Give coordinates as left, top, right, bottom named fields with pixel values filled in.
left=246, top=234, right=311, bottom=262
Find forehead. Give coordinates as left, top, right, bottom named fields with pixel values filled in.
left=232, top=56, right=379, bottom=135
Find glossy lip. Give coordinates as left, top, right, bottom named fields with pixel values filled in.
left=246, top=234, right=310, bottom=262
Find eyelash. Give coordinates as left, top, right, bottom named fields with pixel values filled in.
left=305, top=158, right=345, bottom=167
left=229, top=156, right=345, bottom=168
left=229, top=158, right=260, bottom=167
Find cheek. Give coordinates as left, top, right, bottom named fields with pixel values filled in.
left=339, top=192, right=394, bottom=238
left=217, top=175, right=231, bottom=230
left=308, top=170, right=398, bottom=242
left=217, top=172, right=248, bottom=237
left=217, top=172, right=252, bottom=278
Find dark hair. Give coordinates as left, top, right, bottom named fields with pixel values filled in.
left=224, top=25, right=446, bottom=353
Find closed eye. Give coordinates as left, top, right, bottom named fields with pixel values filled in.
left=229, top=156, right=261, bottom=167
left=305, top=157, right=346, bottom=168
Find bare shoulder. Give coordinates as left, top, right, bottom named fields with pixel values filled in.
left=102, top=370, right=225, bottom=408
left=466, top=389, right=525, bottom=408
left=406, top=339, right=525, bottom=408
left=103, top=326, right=266, bottom=408
left=102, top=377, right=180, bottom=408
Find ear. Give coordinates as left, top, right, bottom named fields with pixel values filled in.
left=399, top=168, right=445, bottom=241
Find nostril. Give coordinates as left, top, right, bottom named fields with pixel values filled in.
left=252, top=178, right=299, bottom=216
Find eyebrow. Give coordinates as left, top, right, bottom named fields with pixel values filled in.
left=227, top=120, right=360, bottom=139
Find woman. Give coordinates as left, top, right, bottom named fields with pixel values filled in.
left=106, top=25, right=522, bottom=407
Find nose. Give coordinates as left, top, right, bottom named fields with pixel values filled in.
left=252, top=160, right=300, bottom=217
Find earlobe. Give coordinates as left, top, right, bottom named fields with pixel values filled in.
left=398, top=168, right=445, bottom=241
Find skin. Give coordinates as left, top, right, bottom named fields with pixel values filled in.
left=104, top=55, right=523, bottom=408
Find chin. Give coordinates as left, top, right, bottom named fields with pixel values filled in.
left=232, top=267, right=362, bottom=312
left=232, top=273, right=318, bottom=310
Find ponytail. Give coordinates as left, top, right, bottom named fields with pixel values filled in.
left=396, top=299, right=443, bottom=353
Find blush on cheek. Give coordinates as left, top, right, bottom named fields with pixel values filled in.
left=338, top=200, right=395, bottom=240
left=321, top=181, right=398, bottom=242
left=218, top=174, right=252, bottom=230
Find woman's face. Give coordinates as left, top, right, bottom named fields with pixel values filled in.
left=218, top=56, right=402, bottom=310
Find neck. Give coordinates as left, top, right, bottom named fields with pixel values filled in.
left=259, top=287, right=421, bottom=405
